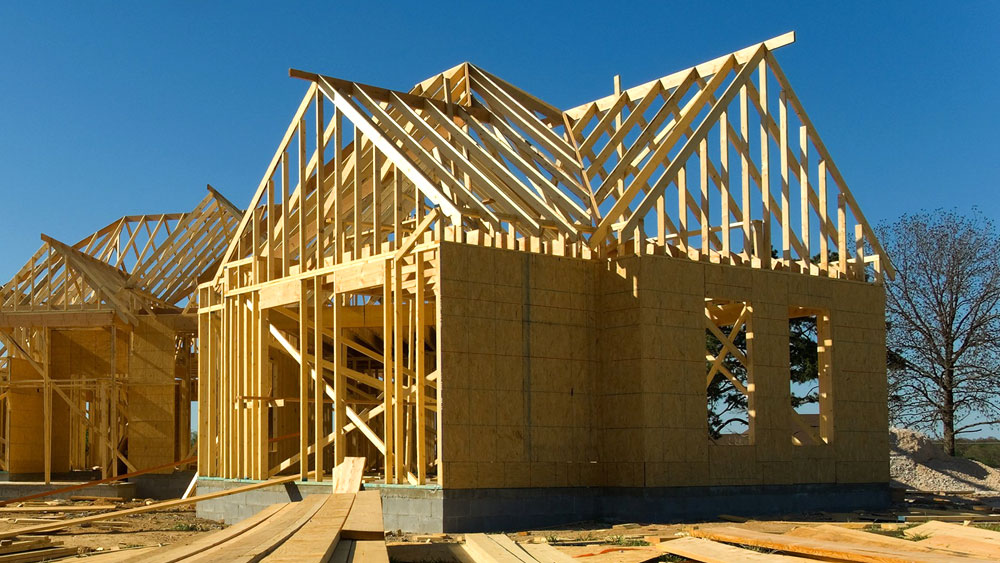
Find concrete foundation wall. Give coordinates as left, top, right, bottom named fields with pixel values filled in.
left=438, top=243, right=888, bottom=489
left=195, top=477, right=888, bottom=533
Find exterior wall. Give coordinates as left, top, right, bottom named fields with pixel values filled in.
left=7, top=357, right=70, bottom=474
left=437, top=243, right=601, bottom=489
left=129, top=318, right=179, bottom=472
left=438, top=242, right=888, bottom=489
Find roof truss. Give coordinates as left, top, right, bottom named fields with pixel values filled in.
left=216, top=31, right=893, bottom=287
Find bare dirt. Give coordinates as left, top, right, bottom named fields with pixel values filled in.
left=0, top=502, right=221, bottom=556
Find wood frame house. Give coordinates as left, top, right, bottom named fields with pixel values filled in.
left=196, top=32, right=892, bottom=506
left=0, top=188, right=241, bottom=483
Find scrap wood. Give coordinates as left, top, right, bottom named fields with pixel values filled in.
left=0, top=474, right=298, bottom=540
left=658, top=536, right=817, bottom=562
left=0, top=456, right=195, bottom=507
left=688, top=525, right=994, bottom=563
left=341, top=490, right=384, bottom=540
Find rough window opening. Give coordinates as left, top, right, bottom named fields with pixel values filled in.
left=788, top=307, right=832, bottom=445
left=705, top=299, right=754, bottom=445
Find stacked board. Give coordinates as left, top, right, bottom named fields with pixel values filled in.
left=656, top=521, right=1000, bottom=562
left=107, top=490, right=386, bottom=563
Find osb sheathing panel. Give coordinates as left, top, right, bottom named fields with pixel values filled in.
left=129, top=318, right=178, bottom=472
left=437, top=242, right=888, bottom=489
left=7, top=357, right=71, bottom=474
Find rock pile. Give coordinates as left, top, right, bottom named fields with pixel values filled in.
left=890, top=427, right=1000, bottom=492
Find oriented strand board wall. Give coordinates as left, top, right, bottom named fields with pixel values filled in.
left=7, top=358, right=70, bottom=474
left=437, top=243, right=601, bottom=489
left=129, top=318, right=178, bottom=472
left=438, top=242, right=888, bottom=489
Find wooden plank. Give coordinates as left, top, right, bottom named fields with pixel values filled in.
left=0, top=539, right=52, bottom=555
left=75, top=547, right=158, bottom=562
left=0, top=547, right=79, bottom=563
left=659, top=536, right=814, bottom=562
left=259, top=279, right=301, bottom=310
left=120, top=503, right=291, bottom=563
left=783, top=525, right=940, bottom=552
left=187, top=494, right=327, bottom=563
left=348, top=540, right=389, bottom=563
left=0, top=474, right=299, bottom=539
left=342, top=490, right=384, bottom=540
left=0, top=506, right=117, bottom=513
left=917, top=535, right=1000, bottom=558
left=261, top=493, right=354, bottom=563
left=486, top=534, right=536, bottom=563
left=461, top=534, right=524, bottom=563
left=689, top=526, right=992, bottom=563
left=518, top=542, right=577, bottom=563
left=906, top=520, right=1000, bottom=543
left=331, top=457, right=365, bottom=494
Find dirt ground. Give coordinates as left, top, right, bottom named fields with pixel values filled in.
left=0, top=502, right=222, bottom=556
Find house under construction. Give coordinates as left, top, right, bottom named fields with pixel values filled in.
left=193, top=31, right=885, bottom=530
left=0, top=188, right=241, bottom=483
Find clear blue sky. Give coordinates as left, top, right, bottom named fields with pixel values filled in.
left=1, top=2, right=997, bottom=277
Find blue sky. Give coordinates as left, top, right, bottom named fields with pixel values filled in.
left=1, top=1, right=996, bottom=276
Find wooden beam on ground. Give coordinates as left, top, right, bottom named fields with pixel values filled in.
left=341, top=490, right=384, bottom=540
left=261, top=494, right=355, bottom=562
left=184, top=494, right=327, bottom=563
left=688, top=526, right=992, bottom=563
left=119, top=503, right=290, bottom=563
left=658, top=536, right=814, bottom=562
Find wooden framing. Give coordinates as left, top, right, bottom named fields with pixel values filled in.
left=0, top=188, right=240, bottom=482
left=197, top=32, right=892, bottom=487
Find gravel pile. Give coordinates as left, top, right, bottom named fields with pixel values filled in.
left=890, top=427, right=1000, bottom=492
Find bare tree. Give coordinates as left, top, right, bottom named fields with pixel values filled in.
left=878, top=209, right=1000, bottom=455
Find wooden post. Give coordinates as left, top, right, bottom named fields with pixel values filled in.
left=758, top=60, right=771, bottom=269
left=333, top=285, right=345, bottom=466
left=313, top=278, right=324, bottom=481
left=382, top=259, right=394, bottom=482
left=43, top=328, right=51, bottom=485
left=298, top=278, right=309, bottom=480
left=109, top=325, right=117, bottom=479
left=415, top=252, right=426, bottom=484
left=393, top=259, right=404, bottom=483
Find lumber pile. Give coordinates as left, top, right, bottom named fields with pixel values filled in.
left=0, top=458, right=385, bottom=563
left=653, top=520, right=1000, bottom=562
